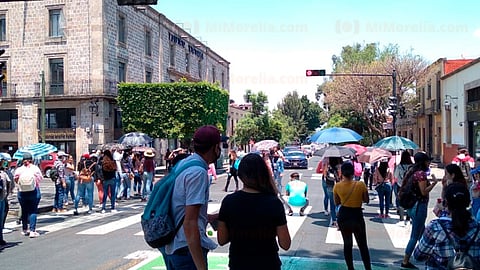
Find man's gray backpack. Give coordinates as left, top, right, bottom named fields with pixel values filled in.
left=141, top=158, right=204, bottom=248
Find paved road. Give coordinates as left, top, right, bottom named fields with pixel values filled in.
left=2, top=158, right=445, bottom=269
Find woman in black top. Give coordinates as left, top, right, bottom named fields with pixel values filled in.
left=217, top=153, right=291, bottom=270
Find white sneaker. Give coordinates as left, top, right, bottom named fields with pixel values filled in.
left=101, top=209, right=106, bottom=214
left=29, top=231, right=40, bottom=238
left=111, top=209, right=118, bottom=213
left=324, top=210, right=330, bottom=216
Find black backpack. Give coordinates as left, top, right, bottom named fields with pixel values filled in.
left=398, top=170, right=419, bottom=209
left=49, top=167, right=59, bottom=182
left=440, top=222, right=480, bottom=270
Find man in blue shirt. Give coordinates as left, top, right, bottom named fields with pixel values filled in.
left=285, top=172, right=309, bottom=216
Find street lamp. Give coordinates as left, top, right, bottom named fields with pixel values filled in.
left=89, top=99, right=99, bottom=116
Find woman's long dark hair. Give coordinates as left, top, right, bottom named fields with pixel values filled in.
left=237, top=153, right=277, bottom=195
left=446, top=183, right=472, bottom=237
left=399, top=151, right=413, bottom=165
left=378, top=161, right=388, bottom=178
left=445, top=163, right=467, bottom=186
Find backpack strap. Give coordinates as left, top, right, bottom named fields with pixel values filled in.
left=439, top=221, right=480, bottom=253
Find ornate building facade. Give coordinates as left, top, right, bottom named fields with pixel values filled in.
left=0, top=0, right=229, bottom=161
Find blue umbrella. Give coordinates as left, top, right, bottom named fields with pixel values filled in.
left=0, top=152, right=12, bottom=161
left=374, top=135, right=418, bottom=151
left=311, top=127, right=363, bottom=144
left=13, top=143, right=58, bottom=160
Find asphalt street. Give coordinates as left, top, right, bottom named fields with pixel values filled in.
left=2, top=157, right=446, bottom=270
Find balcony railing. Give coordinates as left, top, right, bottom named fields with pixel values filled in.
left=0, top=79, right=119, bottom=99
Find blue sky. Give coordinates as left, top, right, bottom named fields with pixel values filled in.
left=154, top=0, right=480, bottom=109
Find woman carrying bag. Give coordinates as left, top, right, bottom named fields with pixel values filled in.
left=334, top=162, right=371, bottom=270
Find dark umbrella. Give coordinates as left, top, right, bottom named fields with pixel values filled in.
left=313, top=145, right=356, bottom=159
left=118, top=132, right=153, bottom=147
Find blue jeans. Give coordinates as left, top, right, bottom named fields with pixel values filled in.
left=376, top=182, right=392, bottom=216
left=142, top=171, right=154, bottom=199
left=162, top=246, right=208, bottom=270
left=54, top=183, right=65, bottom=210
left=102, top=178, right=117, bottom=210
left=274, top=170, right=282, bottom=193
left=322, top=178, right=329, bottom=212
left=0, top=199, right=5, bottom=241
left=118, top=172, right=131, bottom=199
left=64, top=175, right=75, bottom=203
left=75, top=179, right=94, bottom=210
left=18, top=188, right=41, bottom=232
left=327, top=186, right=336, bottom=222
left=405, top=201, right=428, bottom=256
left=133, top=172, right=142, bottom=194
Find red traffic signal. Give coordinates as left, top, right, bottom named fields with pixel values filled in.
left=306, top=69, right=326, bottom=77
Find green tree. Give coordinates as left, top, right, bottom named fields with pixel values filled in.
left=323, top=42, right=427, bottom=139
left=243, top=89, right=269, bottom=116
left=277, top=91, right=306, bottom=140
left=117, top=81, right=229, bottom=140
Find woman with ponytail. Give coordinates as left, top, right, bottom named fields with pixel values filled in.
left=414, top=183, right=480, bottom=269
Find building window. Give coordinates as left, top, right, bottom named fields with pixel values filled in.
left=49, top=9, right=64, bottom=37
left=427, top=82, right=431, bottom=100
left=198, top=60, right=202, bottom=79
left=0, top=109, right=17, bottom=131
left=145, top=69, right=152, bottom=83
left=118, top=15, right=126, bottom=44
left=145, top=29, right=151, bottom=56
left=221, top=72, right=225, bottom=88
left=169, top=44, right=175, bottom=66
left=185, top=53, right=190, bottom=73
left=1, top=60, right=6, bottom=96
left=212, top=66, right=216, bottom=82
left=39, top=108, right=75, bottom=129
left=0, top=14, right=6, bottom=41
left=49, top=58, right=64, bottom=95
left=118, top=62, right=126, bottom=82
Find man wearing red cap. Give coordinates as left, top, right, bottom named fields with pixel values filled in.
left=163, top=125, right=221, bottom=270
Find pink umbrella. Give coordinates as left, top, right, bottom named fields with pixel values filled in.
left=358, top=147, right=392, bottom=164
left=344, top=143, right=367, bottom=156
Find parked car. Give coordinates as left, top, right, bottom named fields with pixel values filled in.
left=283, top=146, right=301, bottom=155
left=40, top=152, right=58, bottom=177
left=283, top=150, right=308, bottom=169
left=301, top=144, right=313, bottom=157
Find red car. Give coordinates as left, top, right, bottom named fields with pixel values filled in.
left=40, top=152, right=58, bottom=177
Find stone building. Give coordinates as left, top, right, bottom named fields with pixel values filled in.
left=0, top=0, right=229, bottom=162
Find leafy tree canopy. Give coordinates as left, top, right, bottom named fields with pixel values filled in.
left=117, top=81, right=229, bottom=140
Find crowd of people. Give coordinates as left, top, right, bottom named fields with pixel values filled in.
left=3, top=130, right=480, bottom=269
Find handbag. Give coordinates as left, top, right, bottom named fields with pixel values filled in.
left=79, top=161, right=95, bottom=183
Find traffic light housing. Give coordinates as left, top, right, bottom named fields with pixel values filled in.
left=306, top=69, right=326, bottom=77
left=399, top=106, right=406, bottom=118
left=388, top=96, right=398, bottom=115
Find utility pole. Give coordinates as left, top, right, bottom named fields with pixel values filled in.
left=40, top=71, right=46, bottom=143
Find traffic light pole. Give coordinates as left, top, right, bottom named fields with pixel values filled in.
left=307, top=69, right=397, bottom=135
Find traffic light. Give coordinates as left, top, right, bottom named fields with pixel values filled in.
left=399, top=106, right=406, bottom=118
left=306, top=69, right=326, bottom=77
left=117, top=0, right=157, bottom=5
left=388, top=96, right=398, bottom=115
